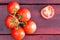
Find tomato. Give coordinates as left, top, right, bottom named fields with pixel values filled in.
left=23, top=20, right=36, bottom=34
left=5, top=15, right=18, bottom=29
left=17, top=8, right=31, bottom=22
left=11, top=27, right=25, bottom=40
left=41, top=5, right=54, bottom=19
left=7, top=1, right=20, bottom=15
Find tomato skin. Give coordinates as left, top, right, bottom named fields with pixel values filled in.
left=41, top=5, right=54, bottom=19
left=5, top=16, right=18, bottom=29
left=11, top=27, right=25, bottom=40
left=7, top=1, right=20, bottom=15
left=17, top=8, right=31, bottom=22
left=23, top=20, right=36, bottom=34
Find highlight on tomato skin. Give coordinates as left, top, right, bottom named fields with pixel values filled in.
left=7, top=1, right=20, bottom=15
left=23, top=20, right=37, bottom=34
left=41, top=5, right=54, bottom=19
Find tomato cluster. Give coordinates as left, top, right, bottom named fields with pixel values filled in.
left=5, top=1, right=37, bottom=40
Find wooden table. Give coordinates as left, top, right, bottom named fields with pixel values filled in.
left=0, top=0, right=60, bottom=40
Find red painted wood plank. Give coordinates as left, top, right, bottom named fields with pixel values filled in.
left=0, top=5, right=60, bottom=34
left=0, top=35, right=13, bottom=40
left=0, top=0, right=60, bottom=3
left=0, top=35, right=60, bottom=40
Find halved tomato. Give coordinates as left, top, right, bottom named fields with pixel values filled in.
left=41, top=5, right=54, bottom=19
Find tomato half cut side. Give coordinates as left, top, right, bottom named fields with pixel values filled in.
left=41, top=5, right=54, bottom=19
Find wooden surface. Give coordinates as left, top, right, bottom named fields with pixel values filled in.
left=0, top=5, right=60, bottom=34
left=0, top=0, right=60, bottom=3
left=0, top=0, right=60, bottom=40
left=0, top=35, right=60, bottom=40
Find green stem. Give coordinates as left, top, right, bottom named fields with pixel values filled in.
left=19, top=15, right=22, bottom=20
left=14, top=8, right=17, bottom=16
left=14, top=12, right=16, bottom=16
left=16, top=26, right=19, bottom=30
left=9, top=14, right=15, bottom=18
left=18, top=22, right=26, bottom=27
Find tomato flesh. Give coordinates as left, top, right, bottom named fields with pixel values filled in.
left=41, top=5, right=54, bottom=19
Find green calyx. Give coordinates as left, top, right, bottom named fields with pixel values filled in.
left=13, top=8, right=18, bottom=16
left=11, top=19, right=16, bottom=24
left=14, top=8, right=17, bottom=13
left=9, top=14, right=17, bottom=24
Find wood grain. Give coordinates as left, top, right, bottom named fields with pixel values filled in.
left=0, top=35, right=60, bottom=40
left=0, top=0, right=60, bottom=40
left=0, top=0, right=60, bottom=4
left=0, top=5, right=60, bottom=34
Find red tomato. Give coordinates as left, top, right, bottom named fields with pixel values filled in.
left=23, top=20, right=36, bottom=34
left=7, top=1, right=20, bottom=15
left=41, top=5, right=54, bottom=19
left=17, top=8, right=31, bottom=22
left=11, top=27, right=25, bottom=40
left=5, top=15, right=18, bottom=29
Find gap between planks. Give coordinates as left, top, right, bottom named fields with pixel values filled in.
left=0, top=34, right=60, bottom=35
left=0, top=3, right=60, bottom=5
